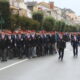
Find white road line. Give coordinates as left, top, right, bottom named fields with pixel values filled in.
left=0, top=59, right=28, bottom=71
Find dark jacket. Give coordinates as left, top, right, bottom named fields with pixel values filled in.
left=72, top=39, right=79, bottom=48
left=57, top=39, right=66, bottom=49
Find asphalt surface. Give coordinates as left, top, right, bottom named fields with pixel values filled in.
left=0, top=43, right=80, bottom=80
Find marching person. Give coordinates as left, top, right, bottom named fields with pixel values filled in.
left=71, top=34, right=79, bottom=57
left=57, top=36, right=66, bottom=61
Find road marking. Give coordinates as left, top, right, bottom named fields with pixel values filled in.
left=0, top=59, right=28, bottom=71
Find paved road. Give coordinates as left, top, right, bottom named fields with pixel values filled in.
left=0, top=43, right=80, bottom=80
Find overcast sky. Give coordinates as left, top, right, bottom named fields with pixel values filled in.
left=24, top=0, right=80, bottom=16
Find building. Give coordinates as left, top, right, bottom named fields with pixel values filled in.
left=33, top=2, right=54, bottom=11
left=25, top=1, right=37, bottom=11
left=33, top=2, right=55, bottom=17
left=9, top=0, right=27, bottom=16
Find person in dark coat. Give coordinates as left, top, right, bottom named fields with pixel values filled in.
left=44, top=34, right=50, bottom=55
left=25, top=34, right=33, bottom=58
left=16, top=34, right=24, bottom=59
left=1, top=34, right=8, bottom=61
left=71, top=35, right=79, bottom=57
left=50, top=33, right=56, bottom=54
left=57, top=37, right=66, bottom=61
left=46, top=34, right=52, bottom=55
left=7, top=35, right=15, bottom=59
left=15, top=34, right=22, bottom=58
left=36, top=34, right=41, bottom=57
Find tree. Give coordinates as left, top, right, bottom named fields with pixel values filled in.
left=30, top=20, right=40, bottom=31
left=0, top=1, right=11, bottom=30
left=32, top=11, right=44, bottom=25
left=55, top=20, right=66, bottom=32
left=59, top=21, right=66, bottom=32
left=0, top=0, right=8, bottom=2
left=14, top=16, right=40, bottom=31
left=10, top=14, right=18, bottom=31
left=43, top=17, right=56, bottom=31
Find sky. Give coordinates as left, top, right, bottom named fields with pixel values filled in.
left=24, top=0, right=80, bottom=16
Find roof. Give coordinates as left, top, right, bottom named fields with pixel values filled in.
left=10, top=6, right=18, bottom=10
left=37, top=2, right=50, bottom=9
left=38, top=5, right=50, bottom=11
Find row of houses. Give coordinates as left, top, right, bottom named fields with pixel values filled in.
left=9, top=0, right=80, bottom=25
left=9, top=0, right=28, bottom=17
left=9, top=0, right=55, bottom=17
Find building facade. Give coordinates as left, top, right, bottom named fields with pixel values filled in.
left=9, top=0, right=27, bottom=16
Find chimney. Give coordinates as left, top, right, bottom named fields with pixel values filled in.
left=49, top=2, right=54, bottom=9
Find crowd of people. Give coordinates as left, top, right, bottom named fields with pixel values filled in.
left=0, top=30, right=80, bottom=62
left=56, top=32, right=80, bottom=61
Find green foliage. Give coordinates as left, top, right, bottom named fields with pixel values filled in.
left=55, top=21, right=66, bottom=32
left=0, top=0, right=8, bottom=2
left=0, top=1, right=11, bottom=30
left=10, top=15, right=40, bottom=31
left=43, top=17, right=56, bottom=31
left=19, top=16, right=40, bottom=30
left=30, top=20, right=40, bottom=31
left=42, top=15, right=80, bottom=32
left=10, top=14, right=18, bottom=31
left=32, top=11, right=44, bottom=25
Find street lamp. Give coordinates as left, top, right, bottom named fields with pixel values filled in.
left=0, top=12, right=5, bottom=31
